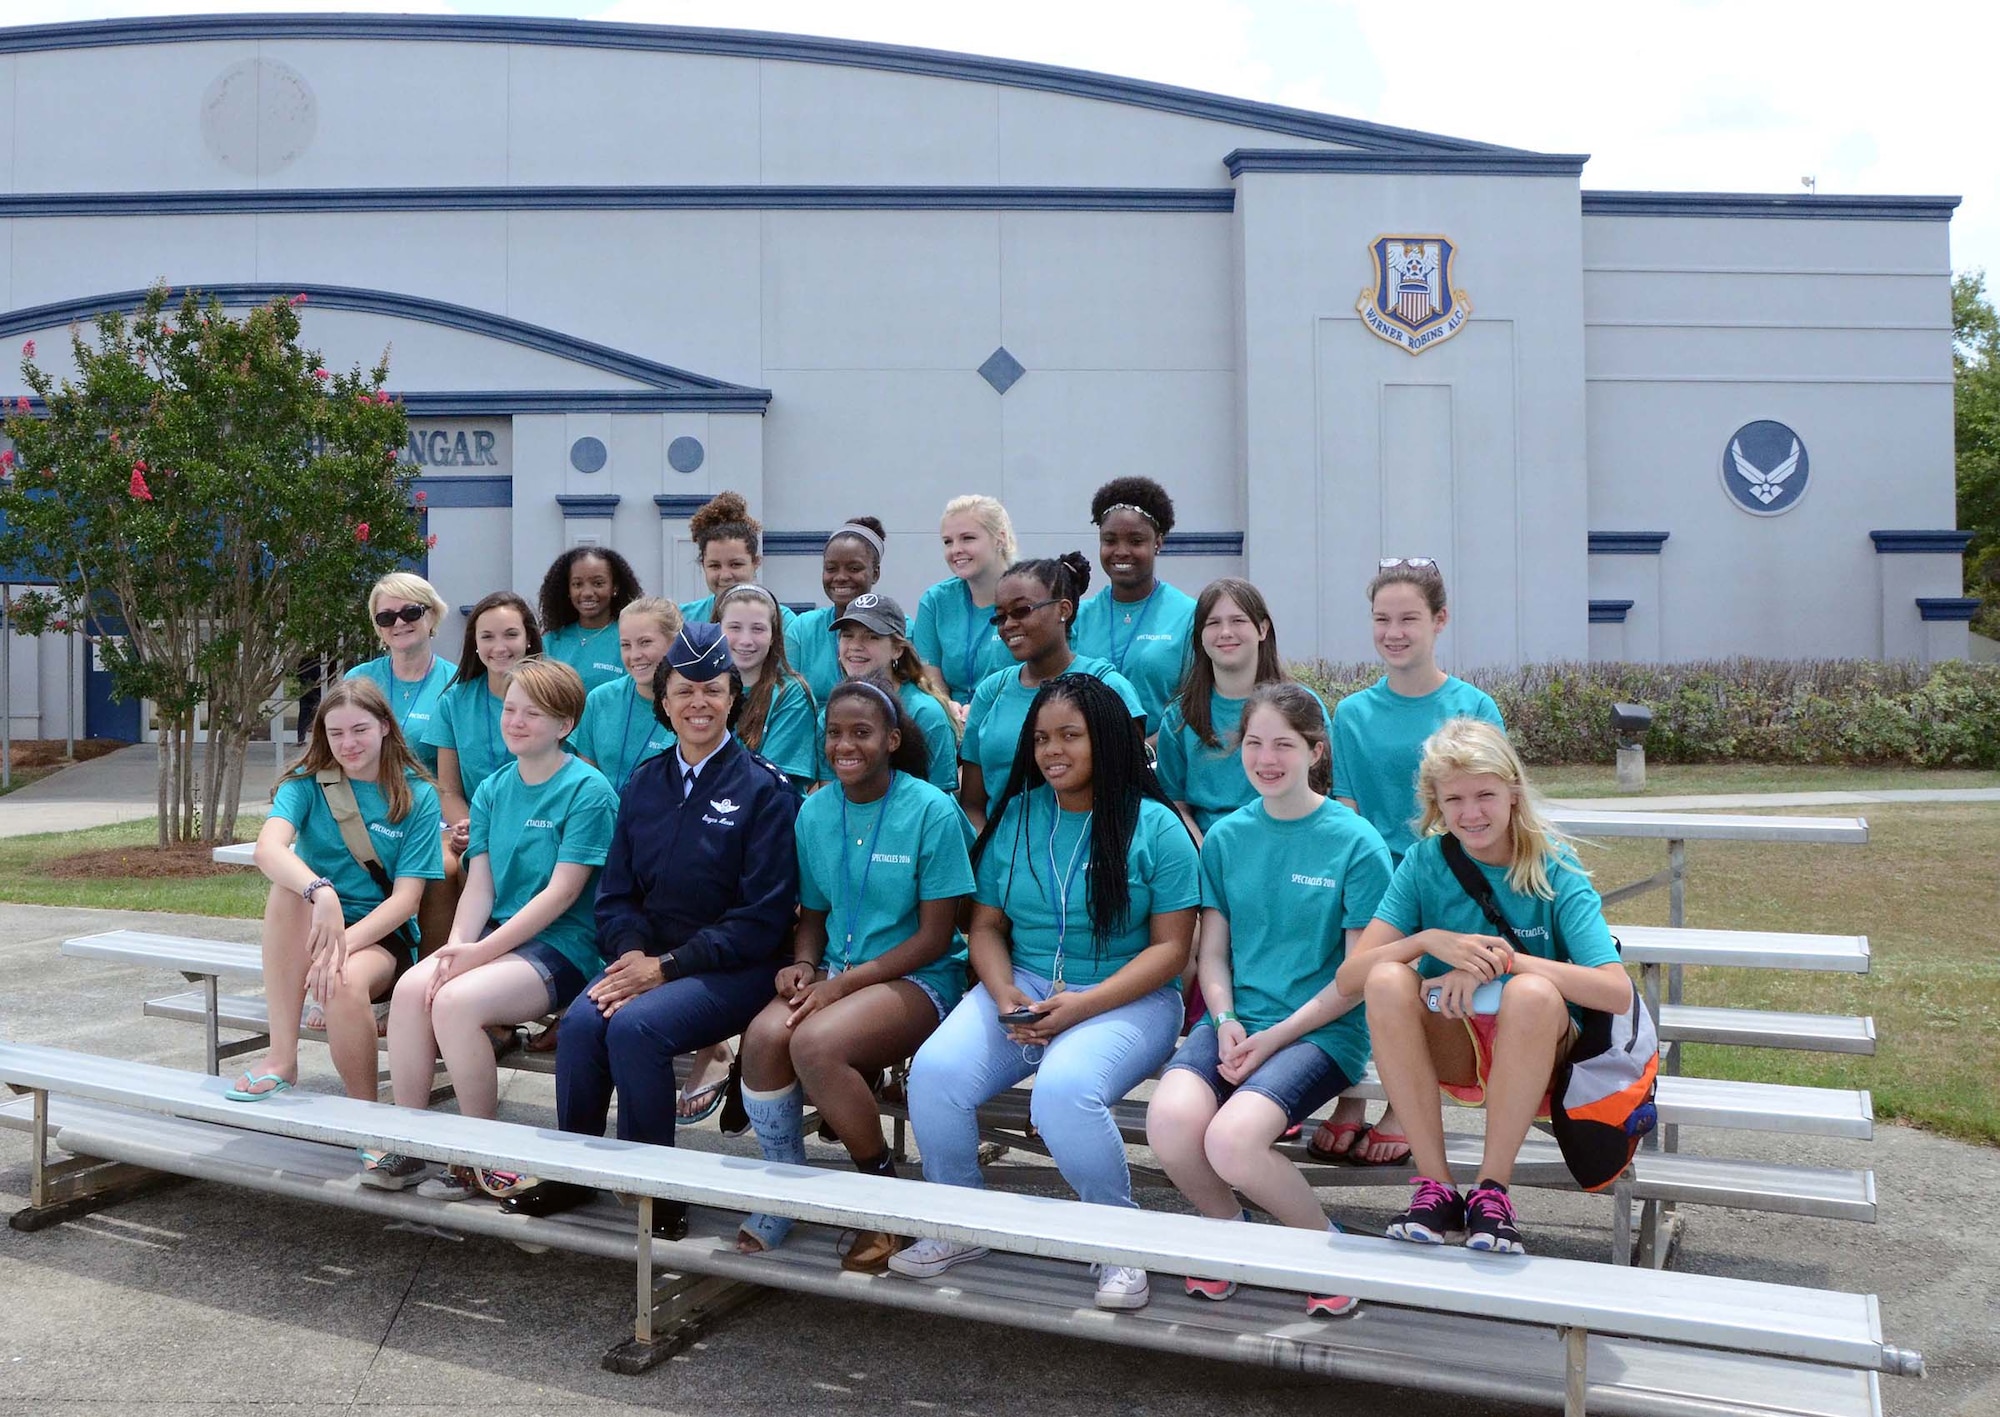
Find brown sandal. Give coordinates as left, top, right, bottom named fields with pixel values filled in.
left=837, top=1229, right=909, bottom=1274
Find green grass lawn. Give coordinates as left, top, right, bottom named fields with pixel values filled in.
left=0, top=818, right=269, bottom=917
left=1535, top=763, right=2000, bottom=797
left=1575, top=801, right=2000, bottom=1146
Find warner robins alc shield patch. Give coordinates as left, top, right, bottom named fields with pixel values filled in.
left=1357, top=235, right=1471, bottom=354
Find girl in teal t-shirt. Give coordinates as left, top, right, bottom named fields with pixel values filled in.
left=379, top=659, right=619, bottom=1199
left=1334, top=717, right=1632, bottom=1258
left=1319, top=560, right=1503, bottom=1165
left=896, top=675, right=1196, bottom=1311
left=1068, top=476, right=1196, bottom=736
left=734, top=678, right=976, bottom=1267
left=783, top=516, right=888, bottom=704
left=539, top=546, right=642, bottom=693
left=575, top=598, right=681, bottom=792
left=226, top=679, right=444, bottom=1108
left=423, top=590, right=543, bottom=857
left=345, top=570, right=456, bottom=774
left=1147, top=685, right=1391, bottom=1315
left=957, top=553, right=1145, bottom=831
left=678, top=490, right=798, bottom=632
left=1155, top=577, right=1331, bottom=840
left=718, top=584, right=817, bottom=788
left=812, top=592, right=959, bottom=794
left=914, top=494, right=1018, bottom=712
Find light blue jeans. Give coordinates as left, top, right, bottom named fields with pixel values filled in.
left=906, top=966, right=1183, bottom=1210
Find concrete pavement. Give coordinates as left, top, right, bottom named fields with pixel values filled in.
left=0, top=901, right=1994, bottom=1416
left=0, top=742, right=286, bottom=838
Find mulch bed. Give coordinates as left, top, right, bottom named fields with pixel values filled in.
left=5, top=739, right=125, bottom=770
left=43, top=841, right=246, bottom=879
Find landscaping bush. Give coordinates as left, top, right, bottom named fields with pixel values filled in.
left=1288, top=658, right=2000, bottom=767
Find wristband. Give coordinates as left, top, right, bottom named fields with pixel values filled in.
left=301, top=876, right=334, bottom=903
left=1207, top=1009, right=1239, bottom=1027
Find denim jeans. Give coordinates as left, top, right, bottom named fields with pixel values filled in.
left=905, top=966, right=1182, bottom=1209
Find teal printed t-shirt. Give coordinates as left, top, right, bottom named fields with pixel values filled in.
left=1375, top=834, right=1622, bottom=1023
left=423, top=678, right=511, bottom=805
left=270, top=772, right=445, bottom=939
left=1200, top=798, right=1391, bottom=1079
left=913, top=577, right=1013, bottom=705
left=749, top=675, right=819, bottom=785
left=466, top=755, right=621, bottom=977
left=345, top=655, right=457, bottom=774
left=1070, top=582, right=1197, bottom=735
left=784, top=606, right=842, bottom=706
left=817, top=680, right=960, bottom=794
left=974, top=789, right=1199, bottom=987
left=682, top=593, right=799, bottom=630
left=796, top=770, right=974, bottom=1008
left=1156, top=687, right=1334, bottom=834
left=1331, top=676, right=1503, bottom=859
left=541, top=623, right=627, bottom=693
left=959, top=656, right=1145, bottom=792
left=576, top=677, right=677, bottom=792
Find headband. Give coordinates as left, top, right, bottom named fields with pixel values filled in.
left=1096, top=502, right=1160, bottom=530
left=841, top=678, right=901, bottom=722
left=830, top=521, right=886, bottom=559
left=718, top=583, right=782, bottom=614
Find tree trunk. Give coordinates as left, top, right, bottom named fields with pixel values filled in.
left=178, top=720, right=196, bottom=843
left=154, top=719, right=171, bottom=849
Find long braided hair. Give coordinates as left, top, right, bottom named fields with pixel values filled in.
left=970, top=673, right=1181, bottom=945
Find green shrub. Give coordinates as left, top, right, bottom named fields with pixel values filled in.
left=1288, top=658, right=2000, bottom=767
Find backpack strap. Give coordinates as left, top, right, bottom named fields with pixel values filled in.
left=1438, top=833, right=1525, bottom=952
left=314, top=768, right=395, bottom=896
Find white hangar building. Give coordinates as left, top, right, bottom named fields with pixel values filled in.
left=0, top=13, right=1974, bottom=740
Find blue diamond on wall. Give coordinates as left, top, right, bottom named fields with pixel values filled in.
left=978, top=347, right=1025, bottom=395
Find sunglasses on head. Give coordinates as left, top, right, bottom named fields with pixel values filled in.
left=1378, top=557, right=1438, bottom=571
left=989, top=598, right=1060, bottom=628
left=373, top=604, right=428, bottom=628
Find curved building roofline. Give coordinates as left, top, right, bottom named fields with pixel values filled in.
left=0, top=12, right=1533, bottom=156
left=0, top=283, right=773, bottom=408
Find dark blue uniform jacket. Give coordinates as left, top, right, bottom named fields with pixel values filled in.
left=594, top=737, right=801, bottom=975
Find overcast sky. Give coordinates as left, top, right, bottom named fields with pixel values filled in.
left=9, top=0, right=1995, bottom=291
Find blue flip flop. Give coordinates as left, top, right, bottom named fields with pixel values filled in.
left=676, top=1076, right=728, bottom=1126
left=226, top=1072, right=294, bottom=1103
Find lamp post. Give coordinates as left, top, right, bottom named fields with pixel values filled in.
left=1612, top=701, right=1652, bottom=791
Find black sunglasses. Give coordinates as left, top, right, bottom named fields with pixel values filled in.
left=989, top=598, right=1060, bottom=627
left=373, top=604, right=428, bottom=628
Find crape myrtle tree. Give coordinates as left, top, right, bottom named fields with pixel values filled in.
left=1955, top=271, right=2000, bottom=637
left=0, top=284, right=425, bottom=844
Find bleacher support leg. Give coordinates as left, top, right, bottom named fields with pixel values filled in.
left=1610, top=1176, right=1634, bottom=1266
left=203, top=976, right=221, bottom=1077
left=602, top=1198, right=767, bottom=1375
left=11, top=1087, right=185, bottom=1232
left=1562, top=1325, right=1589, bottom=1415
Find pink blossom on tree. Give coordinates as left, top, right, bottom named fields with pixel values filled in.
left=128, top=467, right=153, bottom=501
left=355, top=522, right=369, bottom=542
left=21, top=340, right=34, bottom=358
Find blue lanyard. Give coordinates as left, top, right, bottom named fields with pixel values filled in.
left=835, top=774, right=899, bottom=973
left=1107, top=585, right=1161, bottom=671
left=958, top=582, right=990, bottom=692
left=1044, top=795, right=1093, bottom=989
left=616, top=681, right=653, bottom=790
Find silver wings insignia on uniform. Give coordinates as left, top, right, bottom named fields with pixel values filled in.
left=1729, top=437, right=1801, bottom=505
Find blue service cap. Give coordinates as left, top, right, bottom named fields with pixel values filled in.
left=666, top=621, right=735, bottom=682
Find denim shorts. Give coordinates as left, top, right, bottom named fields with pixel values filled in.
left=828, top=965, right=949, bottom=1022
left=1164, top=1022, right=1355, bottom=1125
left=513, top=939, right=589, bottom=1013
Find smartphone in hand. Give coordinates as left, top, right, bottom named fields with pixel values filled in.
left=997, top=1006, right=1041, bottom=1026
left=1426, top=978, right=1506, bottom=1015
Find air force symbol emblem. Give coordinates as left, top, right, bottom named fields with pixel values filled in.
left=1358, top=236, right=1471, bottom=354
left=1721, top=420, right=1810, bottom=517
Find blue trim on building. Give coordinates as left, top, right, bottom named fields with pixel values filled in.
left=0, top=187, right=1236, bottom=217
left=1589, top=600, right=1635, bottom=624
left=1226, top=149, right=1588, bottom=177
left=8, top=389, right=752, bottom=416
left=654, top=495, right=712, bottom=518
left=415, top=475, right=512, bottom=509
left=1160, top=532, right=1245, bottom=556
left=556, top=494, right=621, bottom=519
left=1583, top=192, right=1960, bottom=222
left=1916, top=597, right=1980, bottom=622
left=1588, top=532, right=1671, bottom=555
left=0, top=285, right=772, bottom=407
left=1870, top=529, right=1974, bottom=554
left=0, top=15, right=1523, bottom=156
left=764, top=532, right=833, bottom=555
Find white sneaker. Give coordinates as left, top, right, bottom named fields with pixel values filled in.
left=886, top=1236, right=989, bottom=1279
left=415, top=1167, right=478, bottom=1202
left=1092, top=1263, right=1150, bottom=1310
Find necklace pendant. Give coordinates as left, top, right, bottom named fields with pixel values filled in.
left=1050, top=979, right=1066, bottom=995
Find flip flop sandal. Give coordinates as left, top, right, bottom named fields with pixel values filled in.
left=225, top=1072, right=294, bottom=1103
left=1352, top=1127, right=1413, bottom=1167
left=677, top=1077, right=729, bottom=1125
left=523, top=1018, right=561, bottom=1054
left=299, top=998, right=327, bottom=1032
left=486, top=1025, right=523, bottom=1059
left=1307, top=1119, right=1369, bottom=1162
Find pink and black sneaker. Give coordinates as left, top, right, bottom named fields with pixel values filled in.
left=1385, top=1177, right=1467, bottom=1245
left=1464, top=1180, right=1525, bottom=1255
